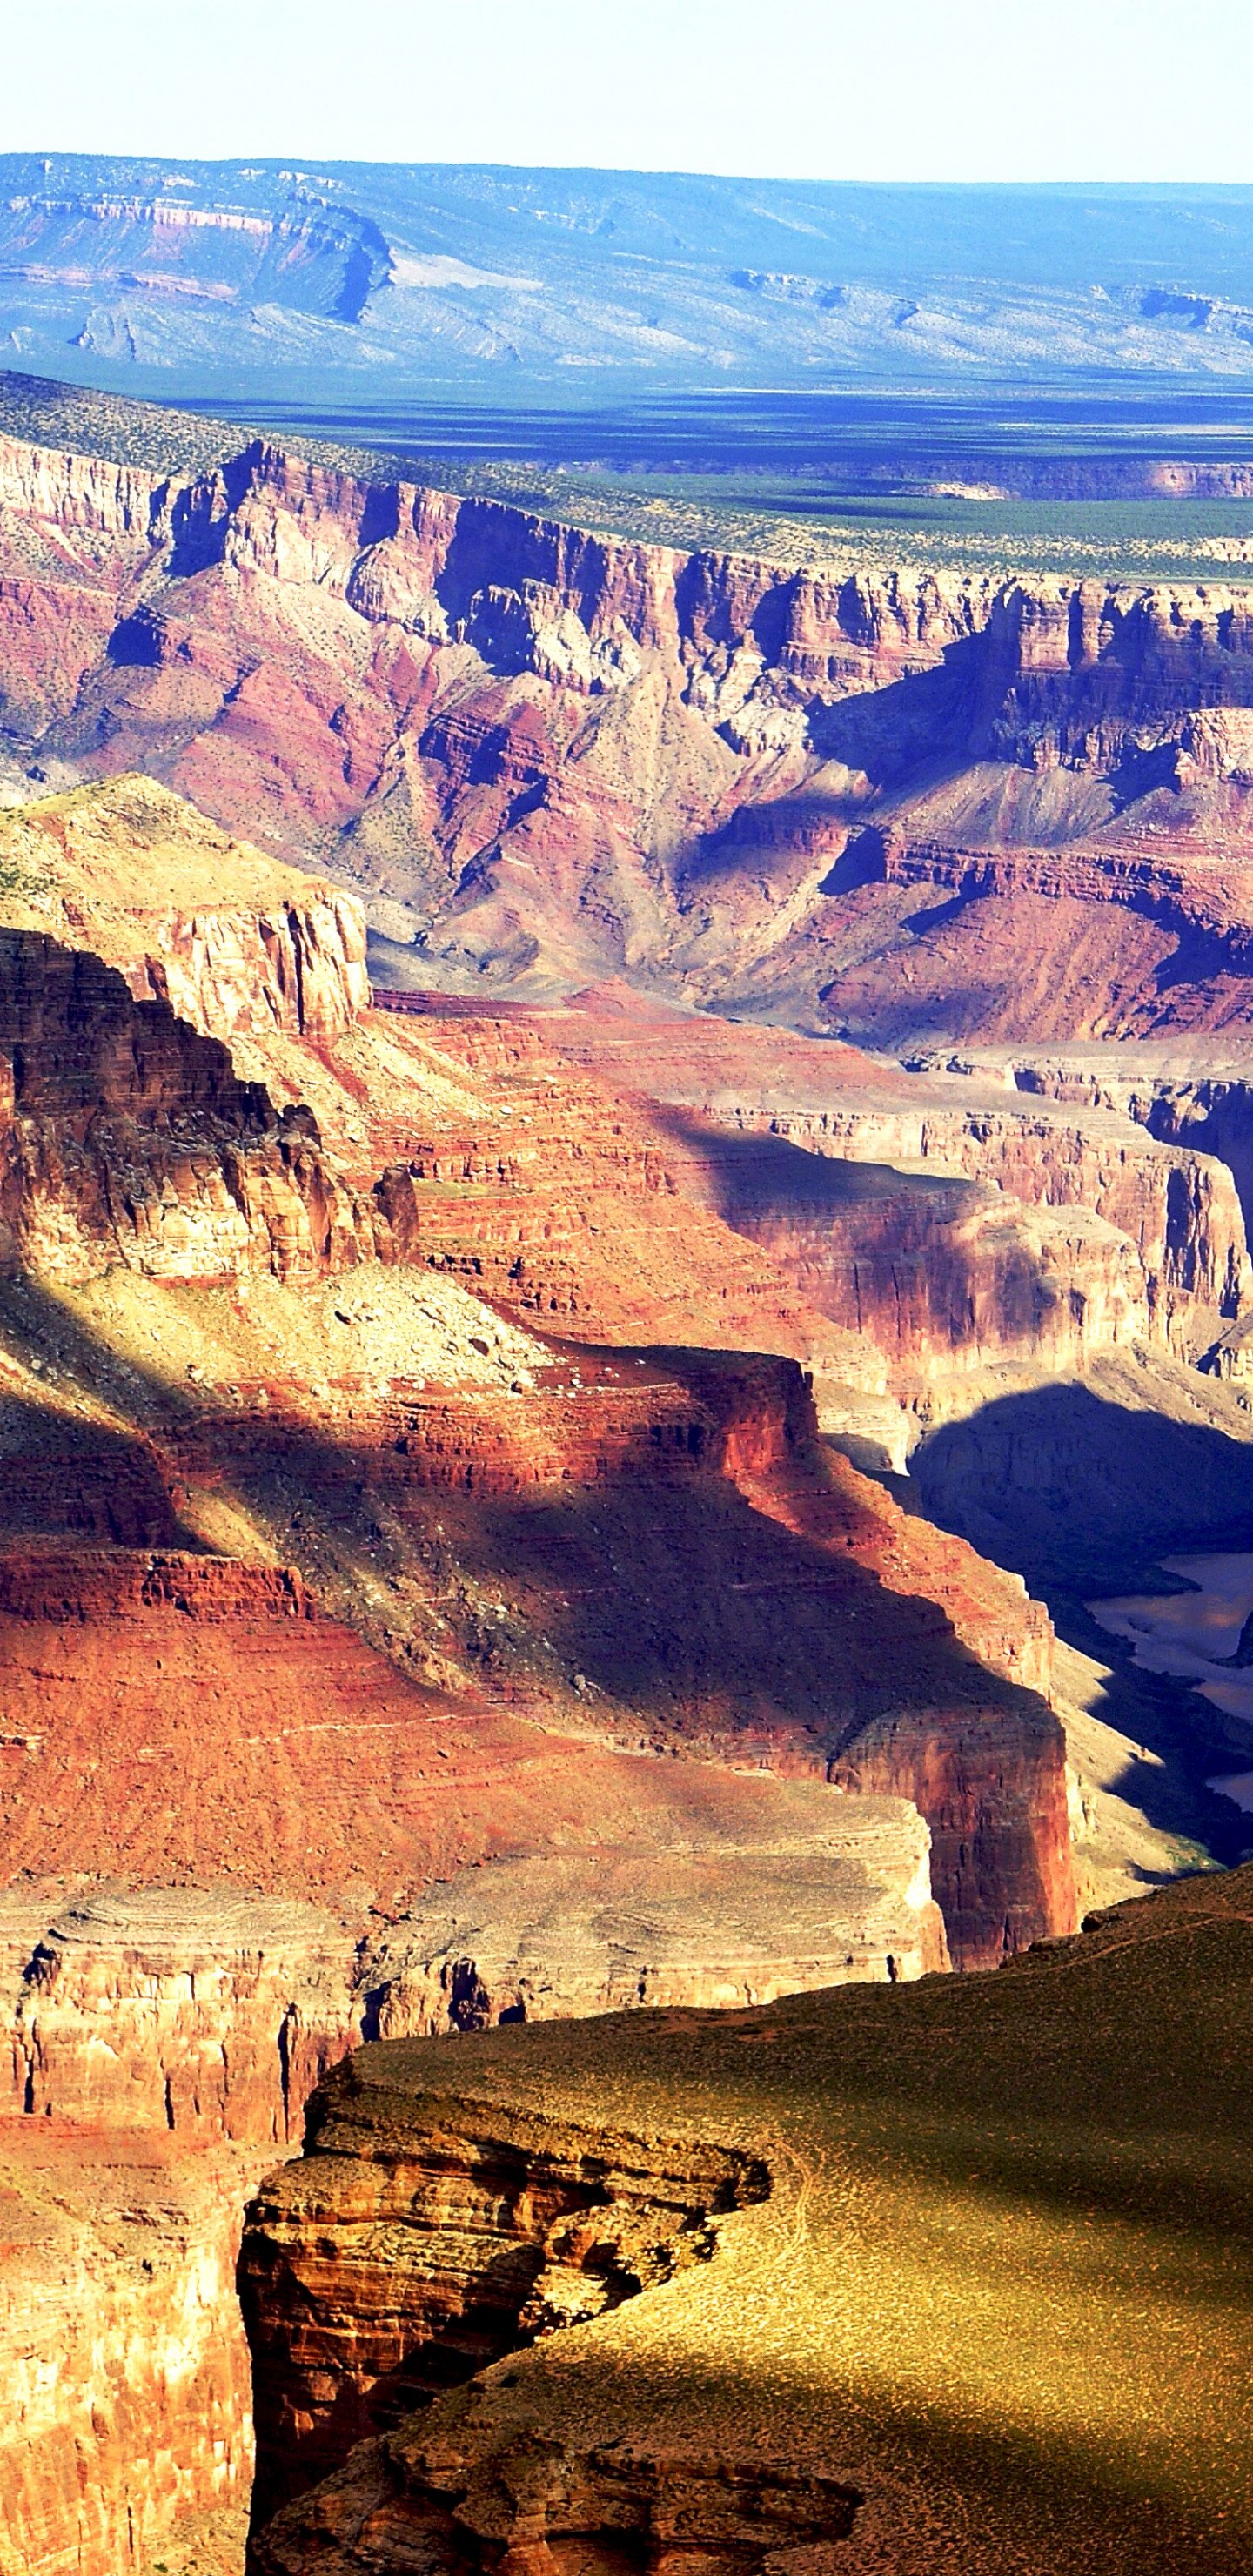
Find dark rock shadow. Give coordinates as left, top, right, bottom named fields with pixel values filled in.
left=907, top=1378, right=1253, bottom=1861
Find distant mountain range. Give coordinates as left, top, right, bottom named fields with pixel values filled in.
left=8, top=159, right=1253, bottom=399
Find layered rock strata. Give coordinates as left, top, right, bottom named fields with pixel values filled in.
left=241, top=2093, right=771, bottom=2528
left=0, top=1542, right=948, bottom=2576
left=0, top=775, right=1081, bottom=1980
left=0, top=774, right=368, bottom=1042
left=2, top=1886, right=359, bottom=2141
left=377, top=989, right=1250, bottom=1403
left=8, top=406, right=1253, bottom=1031
left=0, top=2118, right=266, bottom=2576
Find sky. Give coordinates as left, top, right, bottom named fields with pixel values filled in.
left=3, top=0, right=1252, bottom=184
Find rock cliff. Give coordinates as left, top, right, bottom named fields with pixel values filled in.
left=2, top=422, right=1253, bottom=2576
left=3, top=1885, right=358, bottom=2141
left=0, top=774, right=369, bottom=1040
left=241, top=2091, right=771, bottom=2529
left=380, top=990, right=1250, bottom=1408
left=6, top=412, right=1253, bottom=1032
left=0, top=2119, right=265, bottom=2576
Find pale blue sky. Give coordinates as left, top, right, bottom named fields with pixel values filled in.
left=3, top=0, right=1250, bottom=183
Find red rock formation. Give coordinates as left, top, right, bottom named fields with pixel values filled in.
left=0, top=2118, right=265, bottom=2576
left=240, top=2087, right=769, bottom=2528
left=371, top=992, right=1247, bottom=1404
left=539, top=995, right=1250, bottom=1358
left=0, top=926, right=369, bottom=1285
left=6, top=419, right=1253, bottom=1032
left=0, top=1526, right=955, bottom=2576
left=0, top=1351, right=1068, bottom=1965
left=3, top=1884, right=358, bottom=2143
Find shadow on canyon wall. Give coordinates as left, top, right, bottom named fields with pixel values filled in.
left=809, top=644, right=980, bottom=782
left=910, top=1379, right=1253, bottom=1596
left=647, top=1099, right=1088, bottom=1363
left=908, top=1377, right=1253, bottom=1864
left=0, top=1272, right=1067, bottom=1962
left=7, top=1224, right=1245, bottom=1888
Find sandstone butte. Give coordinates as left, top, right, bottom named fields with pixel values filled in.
left=1, top=374, right=1253, bottom=2573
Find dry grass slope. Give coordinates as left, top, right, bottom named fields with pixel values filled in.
left=254, top=1862, right=1253, bottom=2576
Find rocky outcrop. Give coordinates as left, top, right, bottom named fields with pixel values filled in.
left=0, top=925, right=372, bottom=1284
left=241, top=2071, right=771, bottom=2528
left=0, top=775, right=370, bottom=1042
left=354, top=1812, right=948, bottom=2038
left=251, top=2425, right=861, bottom=2576
left=975, top=579, right=1253, bottom=778
left=691, top=1094, right=1247, bottom=1359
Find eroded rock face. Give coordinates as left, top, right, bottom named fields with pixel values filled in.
left=355, top=1817, right=948, bottom=2038
left=378, top=989, right=1250, bottom=1405
left=0, top=787, right=1082, bottom=1981
left=0, top=1544, right=948, bottom=2576
left=9, top=418, right=1253, bottom=1030
left=241, top=2073, right=770, bottom=2530
left=0, top=2119, right=266, bottom=2576
left=0, top=909, right=381, bottom=1287
left=0, top=775, right=370, bottom=1043
left=3, top=1887, right=358, bottom=2142
left=250, top=2431, right=861, bottom=2576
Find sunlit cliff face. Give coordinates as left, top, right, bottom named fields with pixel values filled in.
left=9, top=416, right=1253, bottom=1041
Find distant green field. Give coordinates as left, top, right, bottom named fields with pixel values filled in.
left=191, top=381, right=1253, bottom=585
left=9, top=366, right=1253, bottom=587
left=403, top=460, right=1253, bottom=586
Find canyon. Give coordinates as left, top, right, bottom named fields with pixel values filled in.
left=0, top=770, right=1078, bottom=2574
left=1, top=373, right=1253, bottom=2576
left=6, top=369, right=1253, bottom=1057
